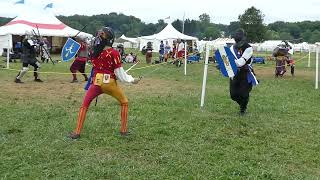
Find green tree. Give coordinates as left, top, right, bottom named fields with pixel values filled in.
left=268, top=21, right=288, bottom=32
left=264, top=30, right=280, bottom=40
left=310, top=30, right=320, bottom=43
left=172, top=19, right=183, bottom=32
left=301, top=30, right=312, bottom=42
left=203, top=26, right=221, bottom=40
left=199, top=13, right=210, bottom=24
left=238, top=6, right=266, bottom=43
left=155, top=19, right=166, bottom=33
left=287, top=23, right=301, bottom=39
left=227, top=21, right=241, bottom=37
left=279, top=32, right=293, bottom=40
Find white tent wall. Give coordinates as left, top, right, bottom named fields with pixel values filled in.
left=294, top=42, right=312, bottom=52
left=138, top=38, right=168, bottom=52
left=115, top=35, right=139, bottom=49
left=138, top=24, right=198, bottom=52
left=0, top=34, right=12, bottom=49
left=113, top=42, right=138, bottom=49
left=197, top=40, right=209, bottom=53
left=124, top=42, right=138, bottom=48
left=256, top=40, right=283, bottom=52
left=0, top=34, right=12, bottom=68
left=255, top=40, right=318, bottom=53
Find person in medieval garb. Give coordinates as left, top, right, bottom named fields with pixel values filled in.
left=146, top=42, right=153, bottom=64
left=172, top=40, right=177, bottom=59
left=14, top=33, right=43, bottom=83
left=68, top=27, right=140, bottom=139
left=272, top=41, right=292, bottom=77
left=70, top=38, right=89, bottom=83
left=175, top=38, right=185, bottom=67
left=40, top=37, right=51, bottom=63
left=229, top=29, right=258, bottom=115
left=159, top=41, right=164, bottom=63
left=116, top=44, right=125, bottom=62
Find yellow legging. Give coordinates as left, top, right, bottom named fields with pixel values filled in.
left=100, top=79, right=128, bottom=104
left=74, top=78, right=129, bottom=135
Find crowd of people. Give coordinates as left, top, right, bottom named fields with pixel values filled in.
left=141, top=38, right=191, bottom=66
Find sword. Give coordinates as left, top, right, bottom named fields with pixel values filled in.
left=32, top=26, right=55, bottom=65
left=125, top=60, right=140, bottom=73
left=74, top=25, right=88, bottom=38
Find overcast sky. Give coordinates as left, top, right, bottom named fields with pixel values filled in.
left=1, top=0, right=320, bottom=24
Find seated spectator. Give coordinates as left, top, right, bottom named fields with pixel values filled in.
left=125, top=53, right=134, bottom=63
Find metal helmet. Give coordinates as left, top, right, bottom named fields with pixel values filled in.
left=24, top=30, right=33, bottom=40
left=101, top=27, right=115, bottom=47
left=91, top=27, right=115, bottom=58
left=233, top=29, right=245, bottom=43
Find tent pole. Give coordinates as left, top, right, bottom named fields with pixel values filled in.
left=184, top=42, right=187, bottom=75
left=200, top=44, right=210, bottom=108
left=6, top=48, right=10, bottom=69
left=6, top=36, right=10, bottom=69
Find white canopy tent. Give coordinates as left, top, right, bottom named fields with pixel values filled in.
left=294, top=42, right=311, bottom=52
left=256, top=40, right=283, bottom=52
left=0, top=9, right=92, bottom=39
left=114, top=34, right=138, bottom=48
left=0, top=9, right=92, bottom=68
left=255, top=40, right=303, bottom=53
left=138, top=23, right=198, bottom=52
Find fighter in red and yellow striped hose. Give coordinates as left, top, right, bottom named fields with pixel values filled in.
left=68, top=27, right=140, bottom=139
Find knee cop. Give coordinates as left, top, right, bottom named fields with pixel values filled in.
left=35, top=61, right=41, bottom=71
left=17, top=67, right=29, bottom=79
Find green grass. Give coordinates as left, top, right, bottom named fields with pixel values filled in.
left=0, top=51, right=320, bottom=179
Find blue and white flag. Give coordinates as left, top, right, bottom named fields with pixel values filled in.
left=44, top=3, right=53, bottom=9
left=61, top=38, right=81, bottom=62
left=247, top=65, right=259, bottom=86
left=14, top=0, right=24, bottom=4
left=215, top=46, right=238, bottom=78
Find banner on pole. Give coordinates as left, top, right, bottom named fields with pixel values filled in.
left=215, top=46, right=238, bottom=78
left=61, top=38, right=81, bottom=62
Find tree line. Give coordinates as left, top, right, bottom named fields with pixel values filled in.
left=0, top=6, right=320, bottom=43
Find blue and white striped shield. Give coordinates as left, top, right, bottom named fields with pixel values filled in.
left=61, top=38, right=81, bottom=62
left=215, top=46, right=238, bottom=78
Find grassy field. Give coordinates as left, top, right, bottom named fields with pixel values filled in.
left=0, top=50, right=320, bottom=179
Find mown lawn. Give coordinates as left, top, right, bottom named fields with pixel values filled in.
left=0, top=51, right=319, bottom=179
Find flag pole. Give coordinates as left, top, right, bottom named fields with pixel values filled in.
left=182, top=12, right=185, bottom=34
left=184, top=42, right=187, bottom=75
left=6, top=35, right=10, bottom=69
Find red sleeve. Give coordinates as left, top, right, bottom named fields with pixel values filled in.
left=112, top=49, right=122, bottom=69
